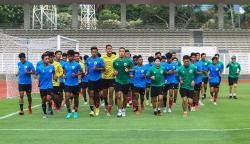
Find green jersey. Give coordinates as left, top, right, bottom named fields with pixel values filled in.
left=200, top=59, right=212, bottom=78
left=146, top=65, right=165, bottom=87
left=226, top=62, right=241, bottom=78
left=177, top=64, right=196, bottom=90
left=113, top=57, right=134, bottom=84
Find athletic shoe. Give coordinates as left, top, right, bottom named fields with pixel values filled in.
left=191, top=107, right=196, bottom=112
left=28, top=106, right=32, bottom=114
left=19, top=111, right=24, bottom=115
left=117, top=111, right=122, bottom=118
left=202, top=94, right=206, bottom=100
left=66, top=113, right=72, bottom=119
left=141, top=103, right=145, bottom=110
left=162, top=107, right=167, bottom=113
left=89, top=111, right=95, bottom=117
left=229, top=96, right=232, bottom=99
left=183, top=112, right=188, bottom=118
left=154, top=111, right=157, bottom=116
left=135, top=111, right=140, bottom=116
left=145, top=100, right=149, bottom=106
left=233, top=96, right=238, bottom=99
left=122, top=109, right=126, bottom=117
left=210, top=97, right=214, bottom=102
left=95, top=108, right=100, bottom=116
left=168, top=108, right=172, bottom=113
left=213, top=102, right=217, bottom=105
left=199, top=100, right=204, bottom=106
left=157, top=110, right=161, bottom=116
left=43, top=115, right=48, bottom=119
left=126, top=103, right=131, bottom=108
left=73, top=112, right=78, bottom=119
left=101, top=102, right=105, bottom=108
left=107, top=112, right=111, bottom=117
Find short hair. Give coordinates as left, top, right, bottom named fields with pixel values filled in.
left=212, top=56, right=218, bottom=61
left=119, top=47, right=125, bottom=51
left=125, top=49, right=130, bottom=53
left=83, top=55, right=89, bottom=60
left=91, top=46, right=98, bottom=51
left=148, top=56, right=154, bottom=63
left=55, top=50, right=62, bottom=55
left=67, top=50, right=75, bottom=56
left=137, top=55, right=142, bottom=59
left=74, top=51, right=80, bottom=55
left=190, top=52, right=196, bottom=57
left=172, top=52, right=176, bottom=55
left=155, top=51, right=161, bottom=56
left=196, top=52, right=200, bottom=56
left=154, top=57, right=161, bottom=62
left=18, top=53, right=26, bottom=58
left=161, top=56, right=166, bottom=60
left=183, top=55, right=190, bottom=61
left=41, top=53, right=48, bottom=59
left=172, top=57, right=178, bottom=61
left=106, top=44, right=112, bottom=49
left=133, top=55, right=138, bottom=60
left=165, top=52, right=172, bottom=59
left=201, top=53, right=206, bottom=57
left=112, top=52, right=117, bottom=55
left=79, top=56, right=83, bottom=60
left=215, top=53, right=220, bottom=57
left=62, top=53, right=67, bottom=57
left=47, top=51, right=55, bottom=57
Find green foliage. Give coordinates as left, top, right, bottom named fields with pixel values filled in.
left=0, top=5, right=23, bottom=24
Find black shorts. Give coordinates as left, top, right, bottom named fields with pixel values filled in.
left=202, top=77, right=208, bottom=83
left=164, top=83, right=176, bottom=91
left=64, top=85, right=80, bottom=94
left=180, top=88, right=194, bottom=98
left=210, top=83, right=220, bottom=88
left=228, top=77, right=238, bottom=86
left=151, top=86, right=164, bottom=97
left=146, top=83, right=150, bottom=88
left=81, top=82, right=88, bottom=89
left=40, top=89, right=53, bottom=98
left=18, top=84, right=32, bottom=93
left=59, top=82, right=64, bottom=93
left=132, top=86, right=145, bottom=96
left=173, top=83, right=179, bottom=89
left=88, top=79, right=102, bottom=91
left=53, top=86, right=60, bottom=95
left=101, top=79, right=115, bottom=89
left=194, top=83, right=202, bottom=91
left=114, top=82, right=130, bottom=95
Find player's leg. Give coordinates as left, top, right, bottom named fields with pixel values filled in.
left=46, top=89, right=54, bottom=115
left=72, top=86, right=80, bottom=118
left=151, top=87, right=158, bottom=116
left=162, top=85, right=168, bottom=113
left=168, top=86, right=174, bottom=112
left=187, top=90, right=194, bottom=112
left=81, top=82, right=88, bottom=104
left=145, top=83, right=150, bottom=105
left=122, top=84, right=129, bottom=117
left=107, top=86, right=114, bottom=116
left=140, top=89, right=145, bottom=110
left=180, top=88, right=188, bottom=117
left=58, top=82, right=64, bottom=108
left=26, top=84, right=32, bottom=114
left=53, top=86, right=60, bottom=111
left=40, top=90, right=47, bottom=118
left=228, top=77, right=233, bottom=99
left=64, top=86, right=73, bottom=118
left=18, top=86, right=25, bottom=115
left=233, top=78, right=238, bottom=99
left=173, top=84, right=179, bottom=103
left=133, top=89, right=140, bottom=115
left=157, top=94, right=163, bottom=116
left=209, top=83, right=215, bottom=102
left=87, top=81, right=95, bottom=116
left=213, top=85, right=219, bottom=104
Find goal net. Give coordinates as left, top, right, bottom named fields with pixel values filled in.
left=0, top=32, right=79, bottom=99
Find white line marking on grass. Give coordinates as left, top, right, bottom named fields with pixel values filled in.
left=0, top=128, right=250, bottom=132
left=0, top=104, right=41, bottom=120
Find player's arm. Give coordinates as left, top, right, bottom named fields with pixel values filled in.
left=237, top=63, right=241, bottom=75
left=125, top=60, right=135, bottom=72
left=94, top=59, right=105, bottom=71
left=72, top=64, right=82, bottom=78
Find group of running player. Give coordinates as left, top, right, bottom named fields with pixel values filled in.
left=16, top=44, right=241, bottom=118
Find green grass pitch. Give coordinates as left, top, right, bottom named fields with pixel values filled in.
left=0, top=83, right=250, bottom=144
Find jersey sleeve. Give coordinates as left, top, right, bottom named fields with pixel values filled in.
left=146, top=68, right=151, bottom=78
left=113, top=60, right=117, bottom=70
left=36, top=67, right=40, bottom=75
left=238, top=63, right=241, bottom=72
left=29, top=62, right=35, bottom=72
left=99, top=58, right=105, bottom=68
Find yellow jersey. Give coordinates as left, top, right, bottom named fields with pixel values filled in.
left=101, top=54, right=116, bottom=79
left=51, top=61, right=63, bottom=86
left=78, top=62, right=85, bottom=83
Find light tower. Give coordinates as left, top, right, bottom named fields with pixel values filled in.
left=32, top=5, right=57, bottom=29
left=80, top=4, right=96, bottom=29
